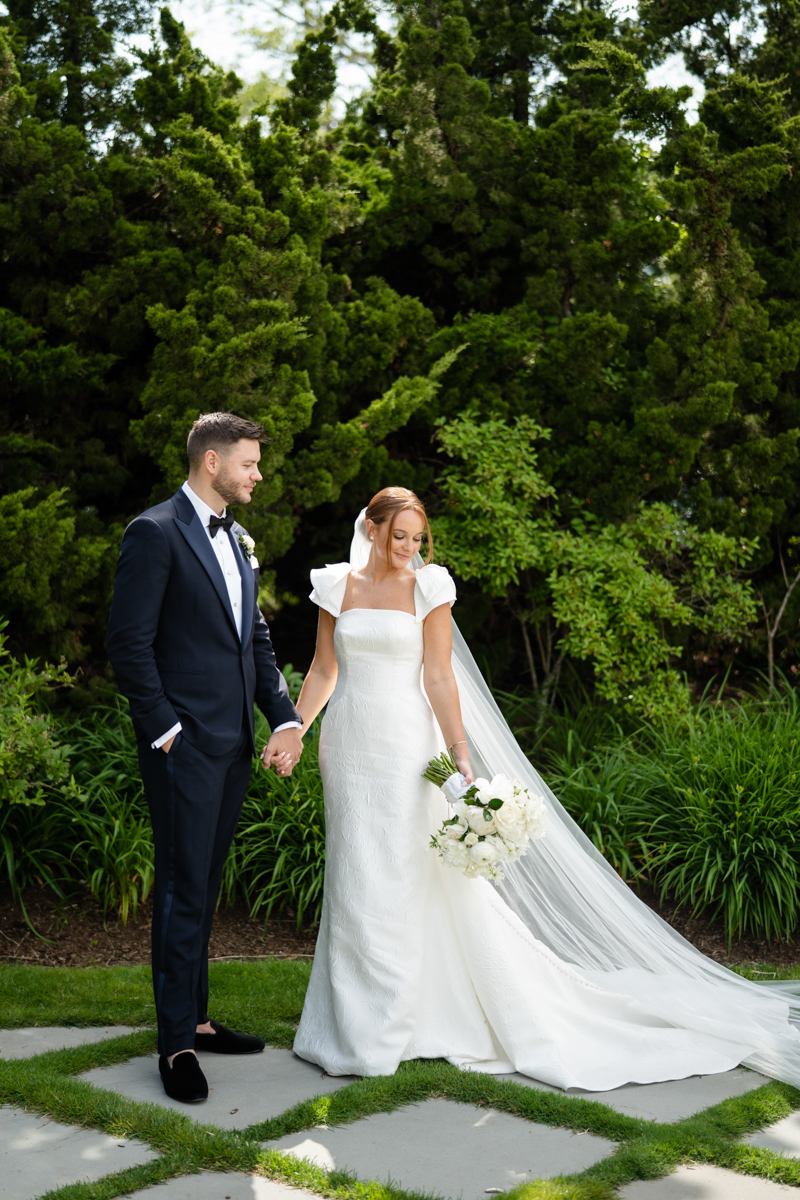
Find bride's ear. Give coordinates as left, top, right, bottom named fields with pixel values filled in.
left=365, top=519, right=376, bottom=543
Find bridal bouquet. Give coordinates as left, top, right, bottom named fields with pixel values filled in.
left=423, top=750, right=547, bottom=882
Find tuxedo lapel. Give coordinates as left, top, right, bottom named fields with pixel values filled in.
left=171, top=491, right=238, bottom=637
left=229, top=528, right=254, bottom=645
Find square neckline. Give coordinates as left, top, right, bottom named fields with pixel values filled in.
left=338, top=607, right=417, bottom=618
left=338, top=564, right=418, bottom=619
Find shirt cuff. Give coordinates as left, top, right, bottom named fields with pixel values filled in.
left=271, top=721, right=302, bottom=734
left=152, top=722, right=182, bottom=750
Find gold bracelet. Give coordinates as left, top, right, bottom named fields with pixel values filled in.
left=449, top=740, right=467, bottom=752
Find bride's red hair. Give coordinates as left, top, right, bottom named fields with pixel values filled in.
left=366, top=487, right=434, bottom=565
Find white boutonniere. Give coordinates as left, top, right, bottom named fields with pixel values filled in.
left=238, top=533, right=258, bottom=567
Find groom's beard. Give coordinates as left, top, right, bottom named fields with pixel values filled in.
left=212, top=466, right=248, bottom=509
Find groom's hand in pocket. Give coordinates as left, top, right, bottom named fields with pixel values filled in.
left=261, top=728, right=304, bottom=776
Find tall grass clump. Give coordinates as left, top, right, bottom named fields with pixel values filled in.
left=629, top=688, right=800, bottom=945
left=224, top=710, right=326, bottom=929
left=545, top=684, right=800, bottom=944
left=57, top=703, right=155, bottom=924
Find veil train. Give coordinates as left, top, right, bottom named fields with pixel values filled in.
left=349, top=508, right=800, bottom=1089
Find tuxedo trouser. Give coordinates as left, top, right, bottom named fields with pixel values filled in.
left=138, top=727, right=252, bottom=1056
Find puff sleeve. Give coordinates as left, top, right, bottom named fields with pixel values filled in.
left=309, top=562, right=351, bottom=617
left=413, top=564, right=457, bottom=622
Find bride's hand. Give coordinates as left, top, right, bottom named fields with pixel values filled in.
left=454, top=748, right=475, bottom=786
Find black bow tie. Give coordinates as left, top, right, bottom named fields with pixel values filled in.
left=208, top=513, right=234, bottom=538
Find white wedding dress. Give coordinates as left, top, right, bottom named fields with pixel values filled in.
left=293, top=556, right=800, bottom=1090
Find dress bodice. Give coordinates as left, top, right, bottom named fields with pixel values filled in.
left=333, top=610, right=423, bottom=698
left=309, top=562, right=457, bottom=764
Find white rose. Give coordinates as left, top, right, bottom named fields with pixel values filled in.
left=469, top=839, right=500, bottom=867
left=493, top=796, right=523, bottom=835
left=464, top=832, right=478, bottom=846
left=443, top=821, right=466, bottom=842
left=467, top=805, right=497, bottom=835
left=240, top=534, right=256, bottom=556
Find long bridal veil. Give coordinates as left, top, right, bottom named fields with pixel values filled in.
left=349, top=508, right=800, bottom=1088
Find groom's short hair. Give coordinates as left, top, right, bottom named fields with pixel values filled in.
left=187, top=412, right=267, bottom=468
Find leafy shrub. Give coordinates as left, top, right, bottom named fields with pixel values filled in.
left=0, top=621, right=84, bottom=922
left=0, top=620, right=77, bottom=808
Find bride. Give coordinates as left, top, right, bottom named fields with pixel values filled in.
left=280, top=486, right=800, bottom=1090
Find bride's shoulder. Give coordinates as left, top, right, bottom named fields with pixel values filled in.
left=309, top=562, right=351, bottom=617
left=413, top=563, right=457, bottom=622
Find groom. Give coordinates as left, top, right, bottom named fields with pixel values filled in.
left=107, top=412, right=303, bottom=1103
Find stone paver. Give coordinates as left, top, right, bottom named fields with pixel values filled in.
left=0, top=1105, right=156, bottom=1200
left=82, top=1049, right=355, bottom=1130
left=0, top=1026, right=141, bottom=1060
left=121, top=1173, right=310, bottom=1200
left=744, top=1110, right=800, bottom=1157
left=265, top=1096, right=614, bottom=1199
left=619, top=1162, right=799, bottom=1197
left=495, top=1067, right=771, bottom=1123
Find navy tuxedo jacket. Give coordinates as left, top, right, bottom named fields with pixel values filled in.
left=107, top=488, right=300, bottom=756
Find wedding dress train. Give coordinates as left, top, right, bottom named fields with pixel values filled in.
left=293, top=557, right=800, bottom=1089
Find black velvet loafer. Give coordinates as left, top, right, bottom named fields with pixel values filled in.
left=194, top=1019, right=265, bottom=1055
left=158, top=1052, right=208, bottom=1102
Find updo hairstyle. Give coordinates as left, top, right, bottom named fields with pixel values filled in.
left=366, top=487, right=434, bottom=566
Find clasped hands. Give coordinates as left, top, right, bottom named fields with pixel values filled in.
left=260, top=728, right=304, bottom=777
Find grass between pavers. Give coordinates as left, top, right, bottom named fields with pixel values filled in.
left=1, top=961, right=800, bottom=1199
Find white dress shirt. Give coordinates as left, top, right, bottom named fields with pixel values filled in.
left=151, top=481, right=301, bottom=748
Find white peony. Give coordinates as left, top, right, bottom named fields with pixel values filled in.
left=488, top=774, right=517, bottom=802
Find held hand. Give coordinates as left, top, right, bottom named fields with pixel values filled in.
left=260, top=728, right=304, bottom=777
left=454, top=747, right=475, bottom=786
left=161, top=735, right=177, bottom=754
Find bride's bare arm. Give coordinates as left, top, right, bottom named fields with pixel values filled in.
left=422, top=604, right=475, bottom=784
left=296, top=609, right=339, bottom=729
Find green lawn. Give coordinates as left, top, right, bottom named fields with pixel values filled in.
left=0, top=960, right=311, bottom=1048
left=1, top=961, right=799, bottom=1200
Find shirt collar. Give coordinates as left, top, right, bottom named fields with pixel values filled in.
left=181, top=480, right=227, bottom=531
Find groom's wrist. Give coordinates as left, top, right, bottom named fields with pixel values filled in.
left=271, top=721, right=302, bottom=734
